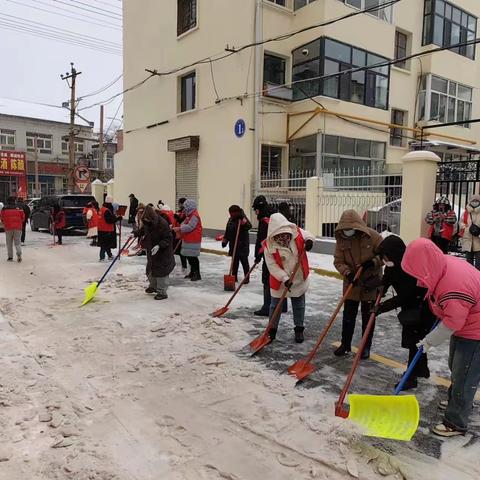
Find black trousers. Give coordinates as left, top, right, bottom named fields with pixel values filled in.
left=56, top=229, right=63, bottom=245
left=187, top=256, right=200, bottom=274
left=21, top=222, right=27, bottom=243
left=232, top=254, right=250, bottom=279
left=341, top=299, right=375, bottom=350
left=431, top=235, right=450, bottom=254
left=407, top=347, right=430, bottom=379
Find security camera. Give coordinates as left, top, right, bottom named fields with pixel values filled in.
left=302, top=48, right=309, bottom=56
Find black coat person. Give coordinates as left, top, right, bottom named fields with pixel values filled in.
left=376, top=235, right=437, bottom=390
left=222, top=205, right=252, bottom=281
left=128, top=194, right=139, bottom=224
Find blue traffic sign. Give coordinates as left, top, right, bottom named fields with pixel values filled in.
left=234, top=119, right=246, bottom=138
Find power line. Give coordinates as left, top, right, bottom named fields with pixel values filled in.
left=79, top=74, right=123, bottom=100
left=4, top=0, right=122, bottom=31
left=104, top=99, right=123, bottom=138
left=0, top=95, right=65, bottom=109
left=51, top=0, right=122, bottom=21
left=67, top=0, right=122, bottom=17
left=0, top=12, right=122, bottom=49
left=147, top=0, right=401, bottom=78
left=0, top=21, right=122, bottom=55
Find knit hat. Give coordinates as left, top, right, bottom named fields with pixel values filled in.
left=252, top=195, right=268, bottom=210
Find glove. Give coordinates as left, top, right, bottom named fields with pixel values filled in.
left=151, top=245, right=160, bottom=256
left=416, top=339, right=432, bottom=353
left=304, top=239, right=314, bottom=252
left=221, top=240, right=228, bottom=248
left=284, top=280, right=293, bottom=291
left=346, top=272, right=357, bottom=285
left=361, top=259, right=375, bottom=270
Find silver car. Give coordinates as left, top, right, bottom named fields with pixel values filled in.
left=364, top=199, right=402, bottom=234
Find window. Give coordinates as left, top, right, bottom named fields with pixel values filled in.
left=390, top=109, right=407, bottom=147
left=289, top=135, right=316, bottom=172
left=180, top=72, right=196, bottom=112
left=292, top=37, right=390, bottom=109
left=394, top=30, right=408, bottom=69
left=343, top=0, right=393, bottom=23
left=264, top=54, right=286, bottom=86
left=322, top=134, right=385, bottom=172
left=422, top=0, right=477, bottom=60
left=267, top=0, right=286, bottom=6
left=261, top=145, right=282, bottom=176
left=294, top=0, right=316, bottom=10
left=26, top=133, right=52, bottom=154
left=177, top=0, right=197, bottom=37
left=62, top=141, right=84, bottom=154
left=418, top=74, right=472, bottom=127
left=0, top=129, right=15, bottom=150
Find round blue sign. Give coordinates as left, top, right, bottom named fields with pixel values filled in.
left=234, top=119, right=246, bottom=138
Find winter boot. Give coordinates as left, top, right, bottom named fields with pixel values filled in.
left=294, top=326, right=304, bottom=343
left=7, top=257, right=13, bottom=262
left=395, top=376, right=418, bottom=391
left=254, top=308, right=269, bottom=317
left=17, top=255, right=22, bottom=263
left=268, top=328, right=277, bottom=341
left=184, top=272, right=192, bottom=279
left=145, top=287, right=156, bottom=294
left=154, top=290, right=168, bottom=300
left=432, top=423, right=465, bottom=438
left=190, top=272, right=202, bottom=282
left=361, top=348, right=371, bottom=360
left=334, top=344, right=351, bottom=357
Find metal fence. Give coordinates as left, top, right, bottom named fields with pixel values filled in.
left=258, top=167, right=402, bottom=236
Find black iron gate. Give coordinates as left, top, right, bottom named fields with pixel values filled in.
left=436, top=160, right=480, bottom=251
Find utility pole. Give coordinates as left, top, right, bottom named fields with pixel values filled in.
left=61, top=63, right=81, bottom=194
left=99, top=105, right=104, bottom=180
left=34, top=134, right=39, bottom=197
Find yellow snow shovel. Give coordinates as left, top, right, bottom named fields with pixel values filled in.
left=81, top=235, right=135, bottom=306
left=335, top=291, right=420, bottom=441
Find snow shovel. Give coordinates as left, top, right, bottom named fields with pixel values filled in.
left=288, top=267, right=364, bottom=380
left=335, top=291, right=420, bottom=441
left=224, top=221, right=241, bottom=292
left=212, top=261, right=259, bottom=317
left=81, top=235, right=135, bottom=307
left=248, top=253, right=305, bottom=355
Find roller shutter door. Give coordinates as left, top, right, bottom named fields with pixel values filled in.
left=175, top=150, right=198, bottom=205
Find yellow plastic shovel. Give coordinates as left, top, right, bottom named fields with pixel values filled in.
left=81, top=235, right=134, bottom=306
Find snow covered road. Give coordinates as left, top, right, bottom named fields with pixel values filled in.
left=0, top=231, right=479, bottom=479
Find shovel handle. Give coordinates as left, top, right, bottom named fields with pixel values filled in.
left=335, top=289, right=383, bottom=417
left=228, top=220, right=242, bottom=277
left=223, top=261, right=259, bottom=310
left=98, top=235, right=134, bottom=286
left=303, top=267, right=364, bottom=365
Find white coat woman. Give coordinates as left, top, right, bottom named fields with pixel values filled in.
left=263, top=213, right=314, bottom=343
left=460, top=194, right=480, bottom=270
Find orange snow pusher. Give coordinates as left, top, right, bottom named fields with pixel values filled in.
left=248, top=253, right=305, bottom=355
left=224, top=221, right=241, bottom=292
left=333, top=290, right=420, bottom=441
left=212, top=261, right=259, bottom=317
left=288, top=267, right=363, bottom=381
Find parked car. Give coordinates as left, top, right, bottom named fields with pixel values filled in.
left=364, top=199, right=465, bottom=236
left=27, top=198, right=41, bottom=211
left=30, top=194, right=95, bottom=232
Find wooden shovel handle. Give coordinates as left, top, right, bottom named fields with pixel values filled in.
left=228, top=220, right=242, bottom=276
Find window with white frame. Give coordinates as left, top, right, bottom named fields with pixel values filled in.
left=267, top=0, right=287, bottom=6
left=418, top=74, right=472, bottom=128
left=177, top=0, right=197, bottom=36
left=26, top=132, right=52, bottom=154
left=264, top=54, right=286, bottom=86
left=179, top=71, right=196, bottom=112
left=0, top=129, right=15, bottom=150
left=294, top=0, right=316, bottom=10
left=62, top=141, right=85, bottom=154
left=394, top=30, right=409, bottom=69
left=261, top=145, right=283, bottom=176
left=390, top=109, right=407, bottom=147
left=341, top=0, right=393, bottom=23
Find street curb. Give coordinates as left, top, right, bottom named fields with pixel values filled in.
left=201, top=248, right=342, bottom=281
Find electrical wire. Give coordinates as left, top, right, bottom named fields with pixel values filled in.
left=0, top=21, right=122, bottom=55
left=0, top=95, right=65, bottom=109
left=0, top=12, right=122, bottom=49
left=51, top=0, right=122, bottom=21
left=78, top=74, right=123, bottom=100
left=209, top=60, right=221, bottom=102
left=104, top=100, right=123, bottom=138
left=67, top=0, right=122, bottom=18
left=147, top=0, right=401, bottom=77
left=4, top=0, right=122, bottom=31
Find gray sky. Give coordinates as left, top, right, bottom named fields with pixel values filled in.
left=0, top=0, right=123, bottom=136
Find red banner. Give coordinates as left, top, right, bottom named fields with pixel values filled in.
left=0, top=151, right=26, bottom=176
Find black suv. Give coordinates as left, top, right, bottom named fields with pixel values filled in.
left=31, top=194, right=95, bottom=232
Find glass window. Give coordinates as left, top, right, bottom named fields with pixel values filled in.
left=448, top=81, right=456, bottom=95
left=264, top=54, right=286, bottom=86
left=324, top=135, right=338, bottom=154
left=423, top=0, right=477, bottom=60
left=0, top=129, right=15, bottom=149
left=394, top=30, right=408, bottom=69
left=390, top=109, right=406, bottom=147
left=177, top=0, right=197, bottom=36
left=292, top=40, right=320, bottom=64
left=293, top=37, right=389, bottom=109
left=261, top=145, right=282, bottom=176
left=267, top=0, right=286, bottom=6
left=180, top=72, right=196, bottom=112
left=26, top=133, right=52, bottom=154
left=458, top=85, right=472, bottom=101
left=371, top=141, right=386, bottom=159
left=344, top=0, right=393, bottom=22
left=294, top=0, right=317, bottom=10
left=346, top=0, right=362, bottom=7
left=432, top=75, right=448, bottom=93
left=356, top=139, right=370, bottom=157
left=339, top=137, right=355, bottom=156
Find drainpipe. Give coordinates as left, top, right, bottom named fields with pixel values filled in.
left=253, top=0, right=263, bottom=194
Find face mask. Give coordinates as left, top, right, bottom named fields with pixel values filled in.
left=274, top=233, right=292, bottom=247
left=343, top=229, right=356, bottom=237
left=470, top=201, right=480, bottom=209
left=384, top=260, right=394, bottom=267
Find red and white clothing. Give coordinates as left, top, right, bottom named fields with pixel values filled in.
left=263, top=213, right=314, bottom=299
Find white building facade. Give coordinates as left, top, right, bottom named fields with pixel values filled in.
left=116, top=0, right=480, bottom=230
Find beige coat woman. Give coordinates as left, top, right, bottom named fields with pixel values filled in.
left=460, top=195, right=480, bottom=253
left=334, top=210, right=383, bottom=302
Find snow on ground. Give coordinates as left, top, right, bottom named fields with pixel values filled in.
left=0, top=230, right=479, bottom=479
